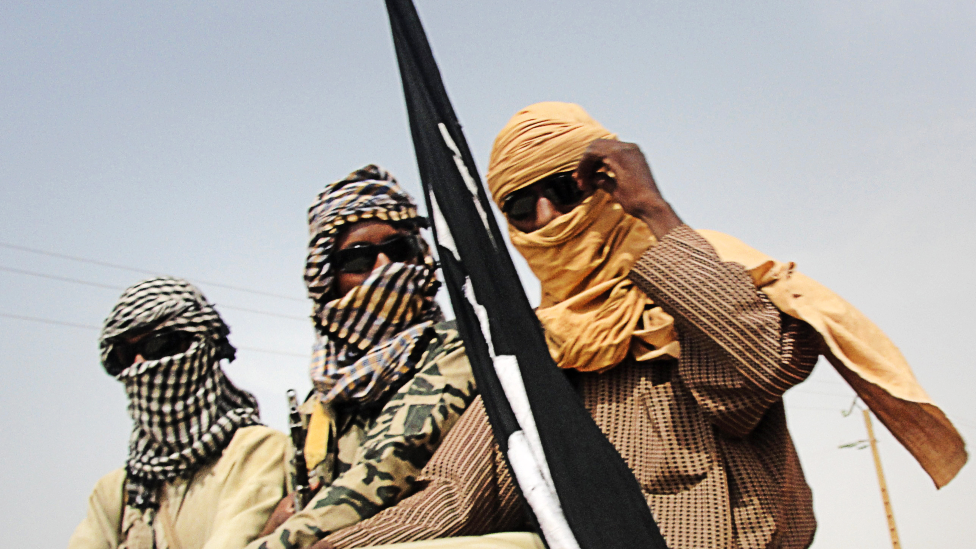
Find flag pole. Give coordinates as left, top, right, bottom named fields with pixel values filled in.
left=863, top=409, right=902, bottom=549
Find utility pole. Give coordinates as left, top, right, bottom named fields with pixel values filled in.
left=863, top=409, right=901, bottom=549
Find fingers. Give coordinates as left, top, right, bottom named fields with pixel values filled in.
left=258, top=494, right=297, bottom=537
left=574, top=139, right=618, bottom=191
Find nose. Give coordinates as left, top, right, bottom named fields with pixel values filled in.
left=375, top=253, right=393, bottom=269
left=133, top=353, right=146, bottom=365
left=534, top=196, right=560, bottom=230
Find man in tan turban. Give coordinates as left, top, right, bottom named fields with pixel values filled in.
left=483, top=102, right=821, bottom=548
left=310, top=103, right=964, bottom=549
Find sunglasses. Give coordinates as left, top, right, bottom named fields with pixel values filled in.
left=501, top=172, right=587, bottom=222
left=107, top=330, right=194, bottom=375
left=333, top=233, right=422, bottom=274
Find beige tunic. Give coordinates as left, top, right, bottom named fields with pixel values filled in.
left=68, top=425, right=289, bottom=549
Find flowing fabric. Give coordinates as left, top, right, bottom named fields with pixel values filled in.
left=99, top=277, right=260, bottom=510
left=698, top=230, right=968, bottom=488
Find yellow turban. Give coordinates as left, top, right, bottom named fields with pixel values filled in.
left=487, top=102, right=617, bottom=207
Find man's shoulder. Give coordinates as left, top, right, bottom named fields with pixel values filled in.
left=431, top=319, right=460, bottom=343
left=419, top=320, right=473, bottom=382
left=223, top=425, right=289, bottom=460
left=90, top=468, right=126, bottom=500
left=426, top=320, right=464, bottom=357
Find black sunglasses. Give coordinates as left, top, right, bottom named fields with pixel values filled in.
left=333, top=233, right=422, bottom=275
left=501, top=172, right=587, bottom=222
left=107, top=331, right=194, bottom=375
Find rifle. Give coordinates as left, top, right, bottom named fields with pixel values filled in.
left=286, top=389, right=311, bottom=510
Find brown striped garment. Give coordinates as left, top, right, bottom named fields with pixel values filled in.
left=325, top=226, right=819, bottom=549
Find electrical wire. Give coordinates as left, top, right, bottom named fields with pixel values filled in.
left=0, top=265, right=308, bottom=321
left=791, top=389, right=856, bottom=399
left=0, top=241, right=304, bottom=301
left=0, top=312, right=306, bottom=359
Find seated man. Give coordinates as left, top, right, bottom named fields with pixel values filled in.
left=68, top=277, right=289, bottom=549
left=248, top=165, right=477, bottom=549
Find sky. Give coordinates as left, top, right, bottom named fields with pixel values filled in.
left=1, top=1, right=974, bottom=547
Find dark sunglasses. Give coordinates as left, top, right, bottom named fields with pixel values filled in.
left=333, top=233, right=422, bottom=274
left=107, top=331, right=194, bottom=375
left=501, top=172, right=587, bottom=222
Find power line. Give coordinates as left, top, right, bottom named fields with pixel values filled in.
left=791, top=388, right=855, bottom=399
left=787, top=405, right=850, bottom=412
left=0, top=241, right=305, bottom=302
left=0, top=265, right=308, bottom=321
left=0, top=312, right=307, bottom=359
left=0, top=312, right=98, bottom=331
left=1, top=265, right=121, bottom=291
left=239, top=346, right=307, bottom=358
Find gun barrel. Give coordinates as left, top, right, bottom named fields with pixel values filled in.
left=286, top=389, right=311, bottom=509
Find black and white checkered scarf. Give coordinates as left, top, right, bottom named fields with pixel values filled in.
left=99, top=277, right=260, bottom=510
left=306, top=165, right=443, bottom=406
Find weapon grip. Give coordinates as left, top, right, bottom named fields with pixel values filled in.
left=286, top=389, right=311, bottom=509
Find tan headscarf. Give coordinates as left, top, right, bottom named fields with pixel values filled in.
left=488, top=102, right=678, bottom=372
left=487, top=101, right=966, bottom=488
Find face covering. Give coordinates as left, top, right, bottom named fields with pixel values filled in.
left=100, top=276, right=260, bottom=511
left=488, top=102, right=678, bottom=372
left=305, top=165, right=443, bottom=405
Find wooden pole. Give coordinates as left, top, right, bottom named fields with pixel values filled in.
left=864, top=409, right=901, bottom=549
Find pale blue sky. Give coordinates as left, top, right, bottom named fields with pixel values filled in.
left=1, top=2, right=974, bottom=547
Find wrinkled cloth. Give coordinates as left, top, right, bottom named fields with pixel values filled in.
left=324, top=229, right=819, bottom=549
left=509, top=189, right=679, bottom=371
left=486, top=102, right=616, bottom=207
left=487, top=102, right=678, bottom=373
left=98, top=277, right=260, bottom=512
left=68, top=426, right=288, bottom=549
left=696, top=229, right=968, bottom=488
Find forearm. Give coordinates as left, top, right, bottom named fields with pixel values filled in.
left=325, top=399, right=525, bottom=548
left=629, top=226, right=816, bottom=434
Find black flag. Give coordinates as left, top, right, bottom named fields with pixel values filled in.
left=385, top=1, right=667, bottom=548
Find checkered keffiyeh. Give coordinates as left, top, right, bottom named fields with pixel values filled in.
left=99, top=277, right=260, bottom=510
left=305, top=164, right=428, bottom=303
left=305, top=165, right=443, bottom=406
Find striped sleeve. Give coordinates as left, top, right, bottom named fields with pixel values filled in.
left=628, top=225, right=818, bottom=437
left=323, top=398, right=527, bottom=548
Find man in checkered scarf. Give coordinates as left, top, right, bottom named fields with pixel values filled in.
left=69, top=277, right=289, bottom=549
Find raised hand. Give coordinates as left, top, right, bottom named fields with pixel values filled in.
left=574, top=139, right=683, bottom=239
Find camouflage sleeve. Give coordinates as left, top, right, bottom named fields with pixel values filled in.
left=247, top=325, right=477, bottom=549
left=324, top=398, right=529, bottom=548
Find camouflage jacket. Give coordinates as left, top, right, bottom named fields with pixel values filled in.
left=248, top=322, right=476, bottom=549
